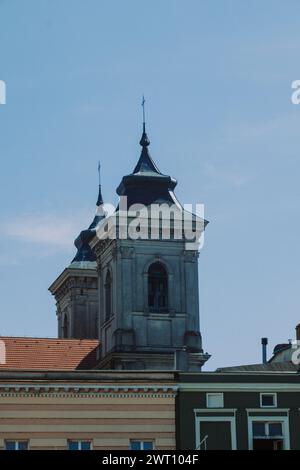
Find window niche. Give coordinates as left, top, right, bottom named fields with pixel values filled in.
left=105, top=270, right=112, bottom=321
left=148, top=262, right=168, bottom=313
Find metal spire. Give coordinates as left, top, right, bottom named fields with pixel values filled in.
left=98, top=161, right=101, bottom=186
left=96, top=161, right=103, bottom=207
left=71, top=162, right=106, bottom=263
left=140, top=95, right=150, bottom=147
left=142, top=95, right=146, bottom=126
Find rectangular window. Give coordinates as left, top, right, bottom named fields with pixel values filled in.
left=252, top=422, right=283, bottom=438
left=130, top=441, right=154, bottom=450
left=68, top=440, right=91, bottom=450
left=206, top=393, right=224, bottom=408
left=249, top=417, right=288, bottom=450
left=253, top=422, right=266, bottom=437
left=5, top=441, right=28, bottom=451
left=269, top=423, right=283, bottom=437
left=260, top=393, right=277, bottom=408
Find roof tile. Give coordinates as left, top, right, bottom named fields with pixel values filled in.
left=0, top=337, right=100, bottom=371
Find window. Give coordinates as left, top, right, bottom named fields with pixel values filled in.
left=148, top=262, right=168, bottom=312
left=206, top=393, right=224, bottom=408
left=62, top=313, right=68, bottom=338
left=249, top=417, right=288, bottom=450
left=252, top=421, right=283, bottom=449
left=260, top=393, right=277, bottom=408
left=252, top=422, right=266, bottom=437
left=105, top=270, right=112, bottom=321
left=269, top=423, right=283, bottom=437
left=130, top=441, right=154, bottom=450
left=68, top=440, right=91, bottom=450
left=253, top=422, right=283, bottom=438
left=5, top=441, right=28, bottom=450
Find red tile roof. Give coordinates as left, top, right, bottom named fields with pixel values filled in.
left=0, top=337, right=100, bottom=371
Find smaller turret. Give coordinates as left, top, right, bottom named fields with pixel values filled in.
left=49, top=166, right=106, bottom=339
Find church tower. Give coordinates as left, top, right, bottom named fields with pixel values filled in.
left=49, top=179, right=105, bottom=339
left=90, top=118, right=210, bottom=371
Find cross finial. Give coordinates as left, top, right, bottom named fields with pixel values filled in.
left=139, top=95, right=150, bottom=147
left=98, top=161, right=101, bottom=186
left=142, top=95, right=146, bottom=125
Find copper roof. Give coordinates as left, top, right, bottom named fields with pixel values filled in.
left=0, top=337, right=99, bottom=371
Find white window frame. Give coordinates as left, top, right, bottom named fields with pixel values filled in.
left=260, top=393, right=277, bottom=408
left=5, top=440, right=29, bottom=450
left=247, top=416, right=290, bottom=450
left=68, top=440, right=92, bottom=450
left=206, top=392, right=224, bottom=409
left=195, top=416, right=237, bottom=450
left=130, top=440, right=155, bottom=450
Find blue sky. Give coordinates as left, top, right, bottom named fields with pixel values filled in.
left=0, top=0, right=300, bottom=370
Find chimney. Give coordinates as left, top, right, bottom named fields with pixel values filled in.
left=261, top=337, right=268, bottom=364
left=296, top=324, right=300, bottom=342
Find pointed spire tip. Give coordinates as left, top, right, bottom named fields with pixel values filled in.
left=140, top=96, right=150, bottom=147
left=96, top=161, right=103, bottom=206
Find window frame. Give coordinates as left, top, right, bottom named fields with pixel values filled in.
left=67, top=440, right=92, bottom=451
left=252, top=421, right=283, bottom=438
left=129, top=440, right=155, bottom=450
left=248, top=416, right=289, bottom=450
left=268, top=422, right=283, bottom=437
left=260, top=393, right=277, bottom=408
left=206, top=392, right=224, bottom=409
left=5, top=440, right=29, bottom=451
left=195, top=415, right=237, bottom=450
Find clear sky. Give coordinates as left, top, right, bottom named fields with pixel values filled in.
left=0, top=0, right=299, bottom=370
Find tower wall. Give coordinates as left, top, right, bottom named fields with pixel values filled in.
left=49, top=267, right=99, bottom=340
left=92, top=232, right=209, bottom=371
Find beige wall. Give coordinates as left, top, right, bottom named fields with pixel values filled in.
left=0, top=389, right=176, bottom=450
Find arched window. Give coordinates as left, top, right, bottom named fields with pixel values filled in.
left=148, top=262, right=168, bottom=312
left=105, top=270, right=112, bottom=321
left=62, top=314, right=68, bottom=338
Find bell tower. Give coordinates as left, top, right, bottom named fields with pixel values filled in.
left=91, top=116, right=210, bottom=370
left=49, top=173, right=105, bottom=339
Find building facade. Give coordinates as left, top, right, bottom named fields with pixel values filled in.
left=0, top=370, right=176, bottom=451
left=1, top=364, right=300, bottom=450
left=0, top=338, right=300, bottom=450
left=176, top=371, right=300, bottom=450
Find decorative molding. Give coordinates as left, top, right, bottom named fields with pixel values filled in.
left=246, top=408, right=289, bottom=414
left=179, top=383, right=300, bottom=392
left=0, top=392, right=176, bottom=399
left=0, top=384, right=177, bottom=393
left=0, top=383, right=178, bottom=399
left=142, top=256, right=173, bottom=276
left=194, top=408, right=237, bottom=414
left=111, top=246, right=118, bottom=260
left=54, top=276, right=98, bottom=302
left=119, top=246, right=135, bottom=259
left=183, top=250, right=199, bottom=262
left=93, top=238, right=114, bottom=259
